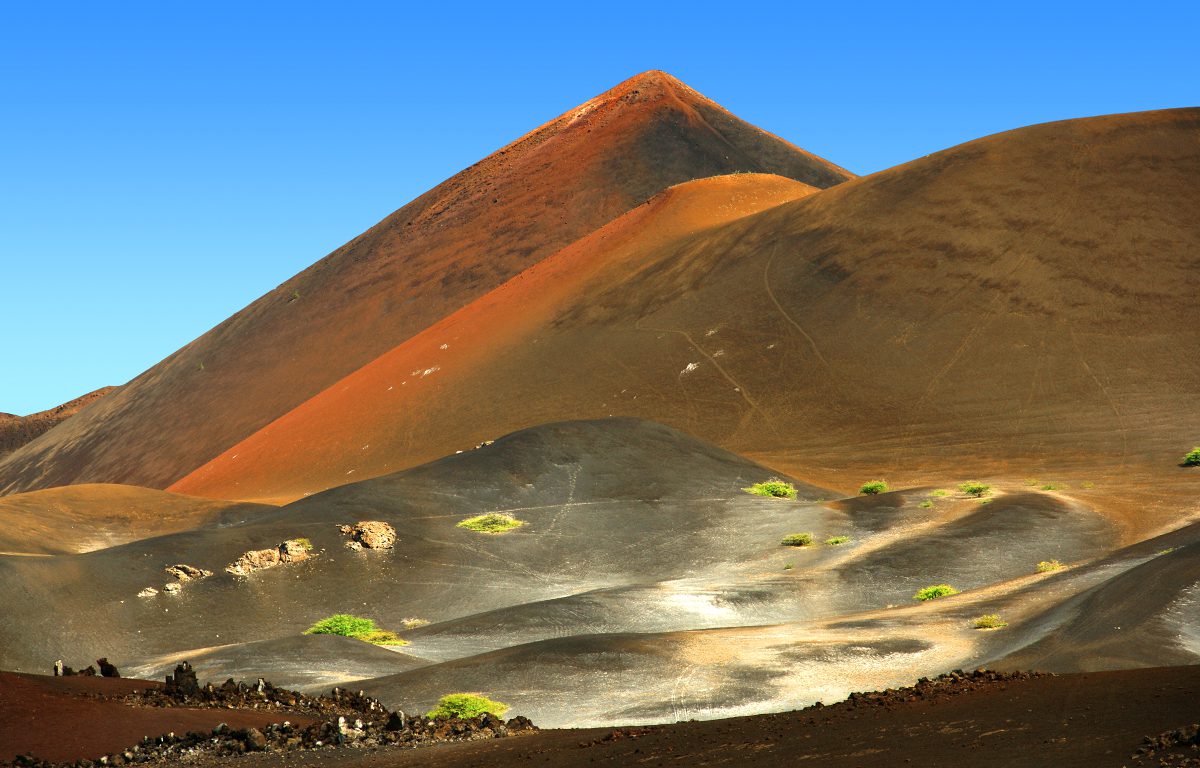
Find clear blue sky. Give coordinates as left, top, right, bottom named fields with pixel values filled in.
left=2, top=1, right=1197, bottom=415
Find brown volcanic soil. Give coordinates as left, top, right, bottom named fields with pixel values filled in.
left=0, top=484, right=274, bottom=555
left=220, top=666, right=1200, bottom=768
left=0, top=71, right=852, bottom=497
left=174, top=108, right=1200, bottom=538
left=0, top=387, right=114, bottom=457
left=0, top=672, right=312, bottom=763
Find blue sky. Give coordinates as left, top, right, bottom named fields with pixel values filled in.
left=1, top=1, right=1197, bottom=415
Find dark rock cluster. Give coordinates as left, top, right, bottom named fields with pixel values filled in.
left=53, top=659, right=119, bottom=678
left=4, top=663, right=536, bottom=768
left=829, top=669, right=1046, bottom=713
left=1133, top=723, right=1200, bottom=766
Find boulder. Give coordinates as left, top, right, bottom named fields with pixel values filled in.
left=225, top=539, right=311, bottom=576
left=339, top=521, right=396, bottom=550
left=136, top=587, right=158, bottom=598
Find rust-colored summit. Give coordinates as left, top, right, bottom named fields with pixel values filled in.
left=0, top=71, right=852, bottom=495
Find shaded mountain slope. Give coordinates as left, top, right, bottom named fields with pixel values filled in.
left=0, top=387, right=114, bottom=457
left=0, top=71, right=852, bottom=496
left=176, top=108, right=1200, bottom=537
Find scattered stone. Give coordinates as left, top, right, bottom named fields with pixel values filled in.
left=97, top=658, right=120, bottom=678
left=225, top=539, right=312, bottom=576
left=163, top=564, right=212, bottom=582
left=162, top=582, right=181, bottom=594
left=1133, top=722, right=1200, bottom=765
left=339, top=521, right=396, bottom=551
left=136, top=587, right=158, bottom=598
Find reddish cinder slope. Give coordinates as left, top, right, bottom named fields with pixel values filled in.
left=0, top=387, right=114, bottom=457
left=172, top=173, right=820, bottom=502
left=0, top=672, right=312, bottom=763
left=0, top=71, right=852, bottom=496
left=175, top=108, right=1200, bottom=538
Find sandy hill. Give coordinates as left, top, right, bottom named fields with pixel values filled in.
left=172, top=108, right=1200, bottom=538
left=0, top=71, right=852, bottom=496
left=0, top=387, right=114, bottom=457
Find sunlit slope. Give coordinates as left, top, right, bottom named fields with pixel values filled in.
left=177, top=108, right=1200, bottom=535
left=0, top=483, right=273, bottom=555
left=0, top=71, right=852, bottom=496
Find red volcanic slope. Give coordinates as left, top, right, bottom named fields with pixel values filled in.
left=0, top=672, right=312, bottom=763
left=0, top=71, right=852, bottom=496
left=174, top=108, right=1200, bottom=538
left=171, top=173, right=819, bottom=502
left=0, top=387, right=114, bottom=457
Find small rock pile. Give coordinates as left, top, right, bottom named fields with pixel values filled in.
left=4, top=663, right=536, bottom=768
left=1132, top=723, right=1200, bottom=766
left=339, top=521, right=396, bottom=550
left=225, top=540, right=311, bottom=576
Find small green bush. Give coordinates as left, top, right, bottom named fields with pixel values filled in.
left=1182, top=447, right=1200, bottom=466
left=919, top=500, right=934, bottom=509
left=958, top=481, right=991, bottom=497
left=783, top=562, right=794, bottom=570
left=929, top=489, right=950, bottom=497
left=304, top=614, right=407, bottom=645
left=1081, top=481, right=1095, bottom=489
left=1036, top=560, right=1064, bottom=573
left=743, top=479, right=798, bottom=499
left=824, top=536, right=852, bottom=546
left=859, top=480, right=889, bottom=495
left=781, top=533, right=813, bottom=547
left=305, top=614, right=378, bottom=638
left=1040, top=483, right=1060, bottom=491
left=457, top=513, right=525, bottom=534
left=913, top=584, right=959, bottom=601
left=973, top=614, right=1008, bottom=629
left=426, top=693, right=510, bottom=719
left=294, top=537, right=314, bottom=551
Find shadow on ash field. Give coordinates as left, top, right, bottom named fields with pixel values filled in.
left=3, top=419, right=1198, bottom=727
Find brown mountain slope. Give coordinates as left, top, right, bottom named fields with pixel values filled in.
left=0, top=484, right=274, bottom=555
left=173, top=108, right=1200, bottom=537
left=0, top=71, right=852, bottom=496
left=0, top=387, right=114, bottom=457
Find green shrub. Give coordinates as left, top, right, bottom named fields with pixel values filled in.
left=1024, top=478, right=1039, bottom=487
left=972, top=614, right=1008, bottom=629
left=958, top=481, right=991, bottom=497
left=859, top=480, right=889, bottom=495
left=743, top=479, right=798, bottom=499
left=824, top=536, right=852, bottom=546
left=929, top=489, right=949, bottom=497
left=294, top=537, right=314, bottom=551
left=781, top=533, right=813, bottom=547
left=457, top=513, right=525, bottom=534
left=913, top=584, right=959, bottom=601
left=426, top=693, right=510, bottom=719
left=1040, top=483, right=1060, bottom=491
left=304, top=614, right=378, bottom=638
left=919, top=500, right=934, bottom=509
left=304, top=614, right=407, bottom=645
left=1081, top=481, right=1095, bottom=489
left=1183, top=447, right=1200, bottom=466
left=783, top=562, right=794, bottom=570
left=1036, top=560, right=1064, bottom=573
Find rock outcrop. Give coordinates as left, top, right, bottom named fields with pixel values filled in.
left=225, top=539, right=312, bottom=576
left=339, top=522, right=396, bottom=550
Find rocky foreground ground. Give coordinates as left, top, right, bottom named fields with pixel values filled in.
left=5, top=665, right=1199, bottom=768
